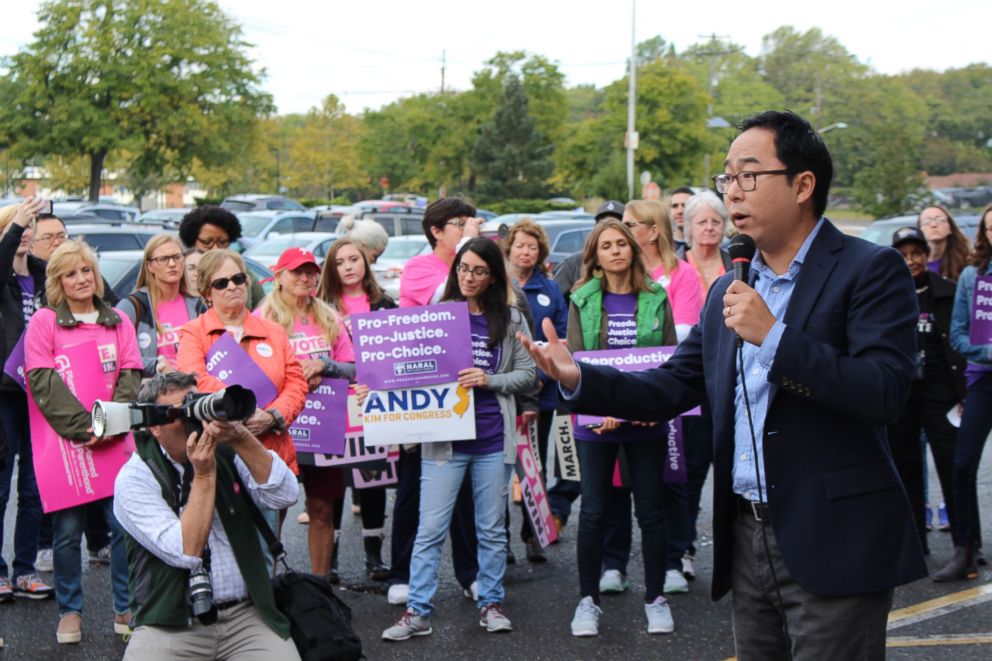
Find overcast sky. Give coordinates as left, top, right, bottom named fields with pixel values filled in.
left=2, top=0, right=988, bottom=116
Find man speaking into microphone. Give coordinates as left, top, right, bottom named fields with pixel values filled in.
left=521, top=110, right=925, bottom=659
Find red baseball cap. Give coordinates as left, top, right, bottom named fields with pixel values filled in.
left=273, top=247, right=320, bottom=274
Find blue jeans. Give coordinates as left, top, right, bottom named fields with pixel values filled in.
left=53, top=497, right=129, bottom=615
left=0, top=392, right=43, bottom=580
left=408, top=451, right=513, bottom=616
left=951, top=372, right=992, bottom=547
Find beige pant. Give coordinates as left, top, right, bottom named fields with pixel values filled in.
left=123, top=601, right=300, bottom=661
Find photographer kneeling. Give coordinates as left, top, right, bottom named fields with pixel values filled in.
left=113, top=372, right=301, bottom=660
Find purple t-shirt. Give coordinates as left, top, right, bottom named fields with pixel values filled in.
left=455, top=313, right=504, bottom=455
left=16, top=275, right=35, bottom=324
left=927, top=258, right=942, bottom=275
left=575, top=291, right=656, bottom=443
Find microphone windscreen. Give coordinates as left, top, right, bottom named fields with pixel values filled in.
left=728, top=234, right=756, bottom=262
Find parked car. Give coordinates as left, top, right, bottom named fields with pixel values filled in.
left=358, top=208, right=426, bottom=237
left=75, top=203, right=140, bottom=222
left=860, top=213, right=981, bottom=247
left=221, top=194, right=306, bottom=213
left=479, top=218, right=595, bottom=273
left=313, top=206, right=363, bottom=233
left=242, top=232, right=340, bottom=270
left=370, top=235, right=431, bottom=300
left=107, top=253, right=274, bottom=300
left=136, top=208, right=189, bottom=226
left=67, top=223, right=174, bottom=253
left=235, top=210, right=318, bottom=249
left=353, top=200, right=411, bottom=213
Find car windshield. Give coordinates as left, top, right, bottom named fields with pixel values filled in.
left=250, top=236, right=313, bottom=257
left=238, top=213, right=273, bottom=237
left=380, top=239, right=427, bottom=260
left=101, top=257, right=140, bottom=286
left=221, top=200, right=254, bottom=213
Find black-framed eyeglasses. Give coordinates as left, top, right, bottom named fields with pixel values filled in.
left=148, top=253, right=183, bottom=265
left=456, top=264, right=490, bottom=278
left=712, top=170, right=793, bottom=194
left=209, top=272, right=248, bottom=290
left=196, top=236, right=230, bottom=249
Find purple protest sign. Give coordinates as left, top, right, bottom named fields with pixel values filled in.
left=573, top=346, right=681, bottom=427
left=3, top=332, right=25, bottom=390
left=352, top=303, right=473, bottom=390
left=970, top=275, right=992, bottom=346
left=662, top=418, right=687, bottom=483
left=288, top=378, right=348, bottom=455
left=205, top=333, right=278, bottom=408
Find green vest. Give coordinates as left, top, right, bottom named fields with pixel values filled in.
left=124, top=433, right=290, bottom=638
left=570, top=277, right=669, bottom=350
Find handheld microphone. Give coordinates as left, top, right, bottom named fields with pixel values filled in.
left=727, top=234, right=756, bottom=347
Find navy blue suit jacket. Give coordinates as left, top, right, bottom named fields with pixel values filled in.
left=573, top=221, right=928, bottom=599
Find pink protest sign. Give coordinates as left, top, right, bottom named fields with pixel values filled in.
left=352, top=303, right=473, bottom=390
left=3, top=332, right=25, bottom=389
left=970, top=275, right=992, bottom=346
left=515, top=434, right=557, bottom=548
left=288, top=378, right=348, bottom=455
left=205, top=333, right=278, bottom=408
left=27, top=341, right=135, bottom=513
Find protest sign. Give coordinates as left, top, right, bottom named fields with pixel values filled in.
left=553, top=414, right=580, bottom=481
left=3, top=332, right=25, bottom=389
left=204, top=333, right=278, bottom=407
left=971, top=275, right=992, bottom=345
left=352, top=303, right=473, bottom=390
left=516, top=435, right=557, bottom=548
left=362, top=381, right=475, bottom=446
left=28, top=341, right=134, bottom=512
left=288, top=378, right=348, bottom=455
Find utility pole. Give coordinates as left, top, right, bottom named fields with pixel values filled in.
left=441, top=50, right=446, bottom=94
left=625, top=0, right=637, bottom=201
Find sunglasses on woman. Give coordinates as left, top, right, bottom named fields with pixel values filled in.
left=209, top=272, right=248, bottom=290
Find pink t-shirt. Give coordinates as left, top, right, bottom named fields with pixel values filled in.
left=155, top=296, right=191, bottom=361
left=399, top=253, right=450, bottom=308
left=342, top=292, right=370, bottom=318
left=288, top=313, right=355, bottom=363
left=25, top=308, right=143, bottom=395
left=651, top=259, right=703, bottom=326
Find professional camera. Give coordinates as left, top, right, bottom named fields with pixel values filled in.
left=91, top=386, right=257, bottom=438
left=188, top=565, right=217, bottom=624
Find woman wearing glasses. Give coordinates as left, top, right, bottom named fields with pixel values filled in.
left=565, top=220, right=677, bottom=638
left=382, top=238, right=536, bottom=640
left=177, top=250, right=308, bottom=533
left=918, top=205, right=970, bottom=283
left=682, top=191, right=732, bottom=296
left=118, top=236, right=199, bottom=376
left=178, top=206, right=267, bottom=309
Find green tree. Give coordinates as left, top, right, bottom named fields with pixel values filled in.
left=285, top=95, right=366, bottom=198
left=471, top=75, right=553, bottom=200
left=0, top=0, right=272, bottom=201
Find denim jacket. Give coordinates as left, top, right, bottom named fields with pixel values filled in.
left=950, top=264, right=992, bottom=365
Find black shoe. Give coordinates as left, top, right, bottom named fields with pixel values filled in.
left=525, top=539, right=547, bottom=563
left=329, top=542, right=341, bottom=584
left=364, top=535, right=389, bottom=581
left=932, top=545, right=978, bottom=582
left=506, top=543, right=516, bottom=565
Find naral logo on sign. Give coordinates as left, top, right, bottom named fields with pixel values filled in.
left=393, top=359, right=437, bottom=376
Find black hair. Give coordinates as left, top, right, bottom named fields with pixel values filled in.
left=737, top=110, right=833, bottom=219
left=422, top=197, right=476, bottom=248
left=178, top=205, right=243, bottom=248
left=35, top=213, right=65, bottom=227
left=670, top=186, right=695, bottom=197
left=441, top=237, right=510, bottom=348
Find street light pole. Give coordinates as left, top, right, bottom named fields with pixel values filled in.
left=626, top=0, right=637, bottom=201
left=817, top=122, right=849, bottom=134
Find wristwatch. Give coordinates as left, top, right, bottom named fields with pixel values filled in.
left=265, top=408, right=287, bottom=433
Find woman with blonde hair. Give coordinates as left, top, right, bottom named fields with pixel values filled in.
left=118, top=235, right=199, bottom=375
left=257, top=247, right=355, bottom=579
left=564, top=219, right=678, bottom=638
left=25, top=239, right=142, bottom=643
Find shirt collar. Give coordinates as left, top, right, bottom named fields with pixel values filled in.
left=752, top=217, right=826, bottom=281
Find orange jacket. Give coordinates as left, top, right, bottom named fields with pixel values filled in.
left=177, top=307, right=307, bottom=474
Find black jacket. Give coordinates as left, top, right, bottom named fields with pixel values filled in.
left=920, top=270, right=967, bottom=401
left=0, top=223, right=46, bottom=393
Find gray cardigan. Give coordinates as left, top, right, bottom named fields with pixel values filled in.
left=422, top=306, right=537, bottom=465
left=117, top=288, right=201, bottom=376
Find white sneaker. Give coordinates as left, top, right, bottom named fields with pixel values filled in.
left=645, top=596, right=674, bottom=634
left=598, top=569, right=629, bottom=594
left=36, top=548, right=54, bottom=573
left=462, top=580, right=479, bottom=601
left=664, top=569, right=689, bottom=594
left=571, top=596, right=602, bottom=637
left=681, top=552, right=696, bottom=580
left=387, top=583, right=409, bottom=606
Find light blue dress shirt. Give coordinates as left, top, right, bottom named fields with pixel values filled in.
left=734, top=218, right=825, bottom=502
